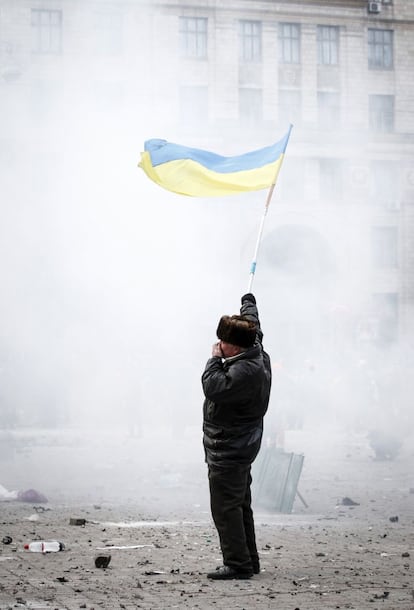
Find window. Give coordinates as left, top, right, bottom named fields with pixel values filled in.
left=371, top=227, right=398, bottom=268
left=320, top=159, right=344, bottom=201
left=372, top=293, right=398, bottom=344
left=239, top=21, right=262, bottom=62
left=318, top=92, right=340, bottom=130
left=278, top=23, right=300, bottom=64
left=369, top=95, right=394, bottom=132
left=317, top=25, right=339, bottom=65
left=239, top=88, right=262, bottom=126
left=370, top=161, right=398, bottom=207
left=368, top=29, right=393, bottom=70
left=31, top=9, right=62, bottom=54
left=179, top=86, right=208, bottom=127
left=94, top=11, right=123, bottom=55
left=279, top=89, right=301, bottom=125
left=179, top=17, right=207, bottom=59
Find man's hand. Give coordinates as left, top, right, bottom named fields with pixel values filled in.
left=212, top=342, right=223, bottom=358
left=241, top=293, right=256, bottom=304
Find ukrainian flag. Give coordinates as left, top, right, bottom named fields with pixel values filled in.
left=139, top=126, right=292, bottom=197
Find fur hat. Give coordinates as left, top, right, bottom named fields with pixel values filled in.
left=216, top=315, right=256, bottom=348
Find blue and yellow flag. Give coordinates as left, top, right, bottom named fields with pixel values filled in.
left=139, top=127, right=292, bottom=197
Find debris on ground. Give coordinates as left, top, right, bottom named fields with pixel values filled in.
left=339, top=497, right=360, bottom=506
left=95, top=554, right=111, bottom=568
left=70, top=517, right=87, bottom=526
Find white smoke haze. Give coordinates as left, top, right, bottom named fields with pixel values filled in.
left=0, top=1, right=413, bottom=509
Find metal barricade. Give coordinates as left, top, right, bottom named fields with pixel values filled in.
left=252, top=447, right=304, bottom=513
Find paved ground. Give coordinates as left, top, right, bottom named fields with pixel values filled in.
left=0, top=426, right=413, bottom=609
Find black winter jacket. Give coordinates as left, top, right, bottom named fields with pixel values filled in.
left=202, top=293, right=272, bottom=467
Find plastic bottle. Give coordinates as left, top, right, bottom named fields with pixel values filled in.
left=24, top=540, right=65, bottom=553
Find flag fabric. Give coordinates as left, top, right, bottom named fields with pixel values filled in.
left=138, top=127, right=292, bottom=197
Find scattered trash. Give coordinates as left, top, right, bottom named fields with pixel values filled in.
left=17, top=489, right=48, bottom=503
left=96, top=544, right=154, bottom=550
left=95, top=554, right=111, bottom=568
left=2, top=536, right=12, bottom=545
left=56, top=576, right=69, bottom=583
left=33, top=506, right=50, bottom=513
left=389, top=515, right=399, bottom=522
left=373, top=592, right=390, bottom=599
left=70, top=517, right=86, bottom=526
left=293, top=576, right=310, bottom=586
left=99, top=520, right=204, bottom=528
left=27, top=513, right=40, bottom=522
left=144, top=570, right=165, bottom=575
left=24, top=540, right=65, bottom=553
left=340, top=497, right=359, bottom=506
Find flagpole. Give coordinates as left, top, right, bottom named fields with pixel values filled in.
left=247, top=124, right=293, bottom=293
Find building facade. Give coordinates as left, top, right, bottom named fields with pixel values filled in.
left=1, top=0, right=413, bottom=362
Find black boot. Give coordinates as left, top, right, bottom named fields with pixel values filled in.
left=207, top=565, right=253, bottom=580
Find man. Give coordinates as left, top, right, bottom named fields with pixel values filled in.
left=201, top=292, right=272, bottom=580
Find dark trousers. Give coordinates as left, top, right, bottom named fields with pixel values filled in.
left=208, top=464, right=258, bottom=573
